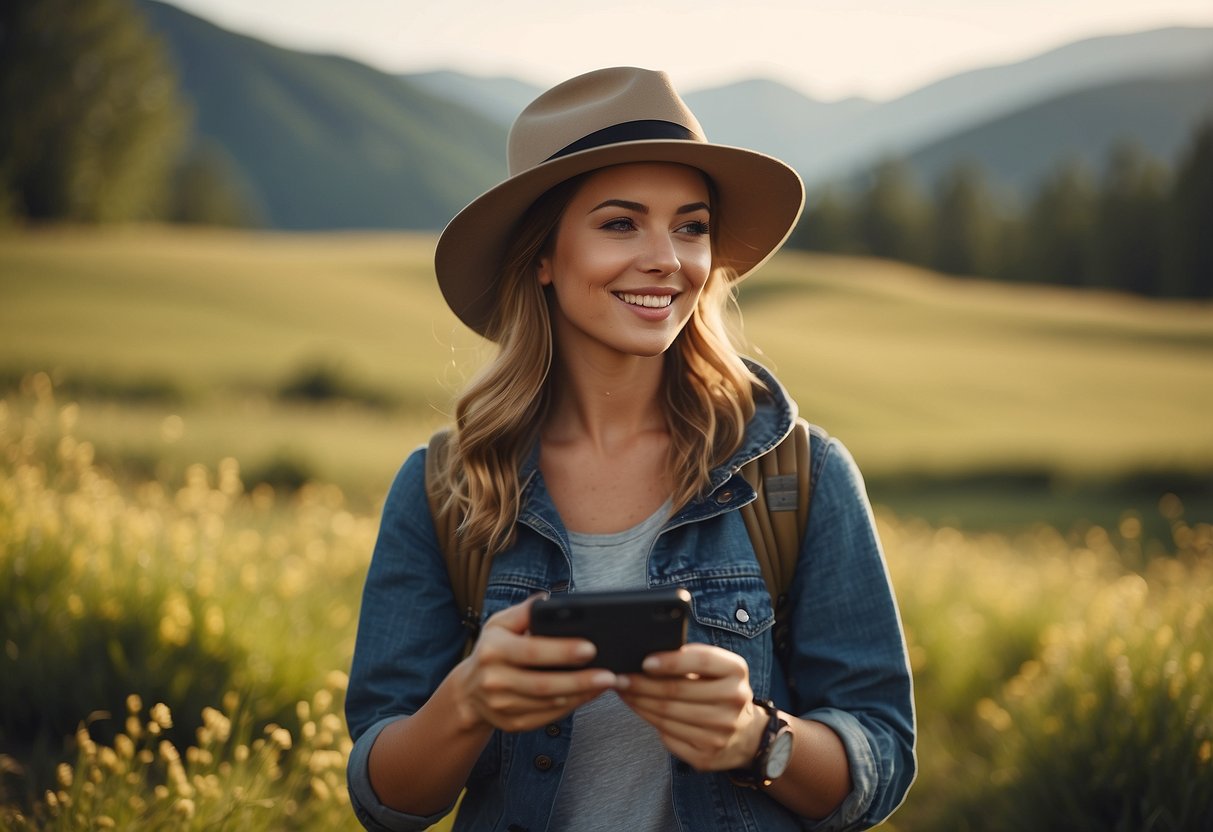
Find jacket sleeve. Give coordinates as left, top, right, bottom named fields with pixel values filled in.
left=344, top=448, right=468, bottom=831
left=786, top=432, right=917, bottom=831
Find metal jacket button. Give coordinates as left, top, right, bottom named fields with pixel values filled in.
left=716, top=490, right=733, bottom=504
left=534, top=754, right=554, bottom=771
left=735, top=608, right=750, bottom=623
left=545, top=723, right=561, bottom=737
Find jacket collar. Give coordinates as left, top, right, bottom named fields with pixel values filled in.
left=517, top=358, right=795, bottom=505
left=712, top=358, right=797, bottom=489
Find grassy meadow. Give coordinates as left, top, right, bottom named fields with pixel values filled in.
left=2, top=227, right=1212, bottom=829
left=3, top=226, right=1212, bottom=525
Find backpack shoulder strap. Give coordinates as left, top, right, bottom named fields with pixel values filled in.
left=738, top=418, right=812, bottom=660
left=424, top=428, right=487, bottom=651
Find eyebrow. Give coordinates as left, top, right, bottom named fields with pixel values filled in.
left=588, top=199, right=711, bottom=215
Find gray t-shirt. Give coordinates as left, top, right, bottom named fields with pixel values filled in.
left=548, top=501, right=677, bottom=832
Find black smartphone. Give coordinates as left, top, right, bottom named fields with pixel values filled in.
left=530, top=587, right=692, bottom=674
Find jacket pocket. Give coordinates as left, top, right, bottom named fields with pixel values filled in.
left=680, top=574, right=775, bottom=692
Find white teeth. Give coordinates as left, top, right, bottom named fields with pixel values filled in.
left=617, top=293, right=673, bottom=308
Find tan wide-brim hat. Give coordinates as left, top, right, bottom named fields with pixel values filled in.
left=434, top=66, right=805, bottom=338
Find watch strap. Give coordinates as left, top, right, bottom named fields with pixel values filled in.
left=728, top=698, right=787, bottom=789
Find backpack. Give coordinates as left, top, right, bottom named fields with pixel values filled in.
left=424, top=419, right=812, bottom=660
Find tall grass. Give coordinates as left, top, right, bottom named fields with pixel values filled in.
left=883, top=513, right=1213, bottom=829
left=1, top=375, right=368, bottom=828
left=2, top=376, right=1210, bottom=830
left=11, top=685, right=352, bottom=831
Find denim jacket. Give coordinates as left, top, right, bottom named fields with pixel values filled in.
left=346, top=364, right=916, bottom=832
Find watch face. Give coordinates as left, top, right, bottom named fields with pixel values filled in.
left=765, top=730, right=794, bottom=780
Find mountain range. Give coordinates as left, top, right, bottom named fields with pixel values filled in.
left=140, top=0, right=1213, bottom=229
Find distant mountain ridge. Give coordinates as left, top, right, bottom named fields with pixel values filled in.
left=401, top=27, right=1213, bottom=188
left=682, top=79, right=875, bottom=163
left=404, top=70, right=540, bottom=127
left=140, top=1, right=1213, bottom=229
left=902, top=62, right=1213, bottom=196
left=792, top=25, right=1213, bottom=183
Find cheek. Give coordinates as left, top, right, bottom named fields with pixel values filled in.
left=565, top=246, right=627, bottom=290
left=684, top=247, right=713, bottom=287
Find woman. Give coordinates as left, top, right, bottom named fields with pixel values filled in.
left=346, top=67, right=915, bottom=832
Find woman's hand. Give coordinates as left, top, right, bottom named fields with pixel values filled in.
left=452, top=595, right=619, bottom=734
left=617, top=643, right=767, bottom=771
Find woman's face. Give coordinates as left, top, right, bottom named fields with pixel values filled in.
left=537, top=163, right=712, bottom=361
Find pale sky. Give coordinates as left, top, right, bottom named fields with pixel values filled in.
left=163, top=0, right=1213, bottom=100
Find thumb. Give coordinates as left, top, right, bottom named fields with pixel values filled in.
left=484, top=591, right=548, bottom=635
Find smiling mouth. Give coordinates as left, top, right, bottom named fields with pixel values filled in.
left=615, top=292, right=674, bottom=309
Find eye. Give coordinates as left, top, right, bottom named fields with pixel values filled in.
left=600, top=217, right=636, bottom=232
left=677, top=220, right=710, bottom=236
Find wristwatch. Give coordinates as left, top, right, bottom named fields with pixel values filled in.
left=729, top=698, right=794, bottom=788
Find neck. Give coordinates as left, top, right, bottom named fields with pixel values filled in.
left=544, top=350, right=667, bottom=449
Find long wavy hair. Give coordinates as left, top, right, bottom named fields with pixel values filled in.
left=436, top=169, right=760, bottom=556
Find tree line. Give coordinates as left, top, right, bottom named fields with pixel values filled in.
left=789, top=125, right=1213, bottom=299
left=0, top=0, right=256, bottom=227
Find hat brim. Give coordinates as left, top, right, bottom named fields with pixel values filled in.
left=434, top=140, right=805, bottom=337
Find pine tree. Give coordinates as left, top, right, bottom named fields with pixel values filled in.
left=0, top=0, right=187, bottom=222
left=791, top=185, right=858, bottom=253
left=931, top=161, right=1001, bottom=277
left=1165, top=120, right=1213, bottom=298
left=168, top=141, right=262, bottom=227
left=1091, top=143, right=1169, bottom=295
left=854, top=159, right=930, bottom=264
left=1022, top=160, right=1098, bottom=287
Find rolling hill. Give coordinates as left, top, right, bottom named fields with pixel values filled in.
left=139, top=0, right=506, bottom=230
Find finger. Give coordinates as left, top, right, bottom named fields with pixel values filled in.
left=473, top=669, right=615, bottom=731
left=642, top=711, right=723, bottom=749
left=621, top=694, right=737, bottom=727
left=479, top=685, right=605, bottom=718
left=656, top=733, right=734, bottom=773
left=623, top=701, right=737, bottom=765
left=619, top=672, right=745, bottom=704
left=621, top=693, right=750, bottom=749
left=523, top=636, right=602, bottom=670
left=481, top=664, right=619, bottom=702
left=484, top=690, right=605, bottom=734
left=625, top=701, right=752, bottom=771
left=476, top=627, right=597, bottom=670
left=641, top=643, right=748, bottom=679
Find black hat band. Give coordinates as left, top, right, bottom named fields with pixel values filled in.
left=545, top=120, right=699, bottom=162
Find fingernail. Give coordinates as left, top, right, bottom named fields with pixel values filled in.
left=574, top=642, right=596, bottom=659
left=591, top=671, right=617, bottom=687
left=613, top=675, right=630, bottom=690
left=643, top=656, right=660, bottom=671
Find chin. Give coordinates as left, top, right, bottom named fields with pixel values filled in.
left=617, top=335, right=679, bottom=358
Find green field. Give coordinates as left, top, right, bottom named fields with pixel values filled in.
left=3, top=226, right=1211, bottom=532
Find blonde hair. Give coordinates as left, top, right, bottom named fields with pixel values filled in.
left=438, top=172, right=759, bottom=556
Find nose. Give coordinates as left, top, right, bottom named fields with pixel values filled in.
left=640, top=231, right=681, bottom=277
